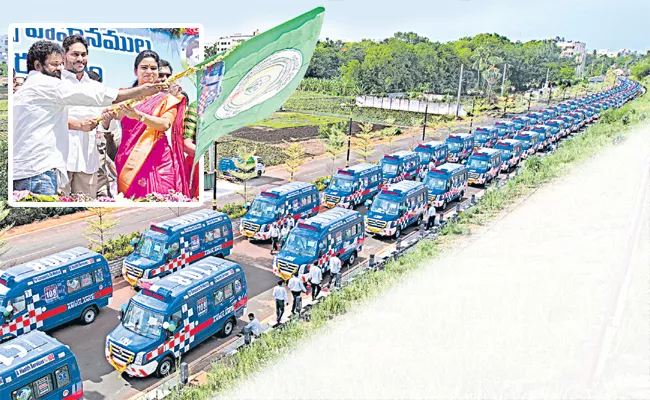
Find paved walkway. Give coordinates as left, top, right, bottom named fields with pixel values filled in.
left=218, top=124, right=650, bottom=399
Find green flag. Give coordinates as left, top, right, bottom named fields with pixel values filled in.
left=194, top=7, right=325, bottom=164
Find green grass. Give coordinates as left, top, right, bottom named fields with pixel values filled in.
left=250, top=112, right=345, bottom=129
left=0, top=100, right=7, bottom=112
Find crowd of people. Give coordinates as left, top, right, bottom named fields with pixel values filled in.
left=12, top=35, right=200, bottom=201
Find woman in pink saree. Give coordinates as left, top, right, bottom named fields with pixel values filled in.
left=110, top=50, right=190, bottom=199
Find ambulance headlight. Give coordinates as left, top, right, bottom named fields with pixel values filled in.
left=134, top=352, right=145, bottom=365
left=261, top=224, right=269, bottom=232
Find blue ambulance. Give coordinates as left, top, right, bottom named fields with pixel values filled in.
left=494, top=139, right=524, bottom=172
left=414, top=141, right=448, bottom=179
left=0, top=248, right=112, bottom=342
left=240, top=182, right=320, bottom=241
left=365, top=181, right=428, bottom=239
left=0, top=331, right=83, bottom=400
left=511, top=116, right=532, bottom=132
left=513, top=131, right=540, bottom=158
left=473, top=126, right=499, bottom=148
left=558, top=115, right=577, bottom=133
left=529, top=125, right=552, bottom=151
left=546, top=119, right=568, bottom=139
left=380, top=151, right=420, bottom=185
left=494, top=121, right=516, bottom=139
left=423, top=163, right=468, bottom=210
left=467, top=148, right=503, bottom=186
left=273, top=208, right=365, bottom=281
left=323, top=164, right=382, bottom=209
left=106, top=257, right=247, bottom=378
left=123, top=210, right=233, bottom=289
left=445, top=133, right=474, bottom=163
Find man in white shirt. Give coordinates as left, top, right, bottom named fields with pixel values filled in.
left=61, top=35, right=105, bottom=197
left=426, top=203, right=437, bottom=229
left=269, top=224, right=280, bottom=254
left=272, top=280, right=289, bottom=324
left=287, top=271, right=306, bottom=315
left=309, top=263, right=323, bottom=301
left=12, top=40, right=163, bottom=196
left=328, top=255, right=342, bottom=290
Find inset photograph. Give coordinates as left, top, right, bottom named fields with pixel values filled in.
left=8, top=24, right=203, bottom=206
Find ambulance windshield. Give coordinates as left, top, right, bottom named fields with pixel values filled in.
left=122, top=302, right=164, bottom=339
left=424, top=176, right=447, bottom=191
left=329, top=176, right=353, bottom=192
left=381, top=162, right=398, bottom=176
left=283, top=233, right=318, bottom=257
left=370, top=198, right=400, bottom=216
left=135, top=236, right=166, bottom=262
left=447, top=141, right=461, bottom=151
left=248, top=199, right=278, bottom=219
left=468, top=158, right=488, bottom=170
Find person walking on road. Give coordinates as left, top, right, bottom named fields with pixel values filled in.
left=309, top=263, right=323, bottom=301
left=272, top=280, right=289, bottom=324
left=280, top=224, right=290, bottom=248
left=270, top=224, right=280, bottom=254
left=287, top=216, right=295, bottom=230
left=328, top=255, right=342, bottom=290
left=288, top=271, right=306, bottom=315
left=426, top=203, right=437, bottom=230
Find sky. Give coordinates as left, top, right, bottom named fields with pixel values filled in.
left=1, top=0, right=648, bottom=52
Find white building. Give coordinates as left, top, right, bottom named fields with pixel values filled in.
left=212, top=30, right=259, bottom=53
left=556, top=39, right=587, bottom=75
left=0, top=34, right=8, bottom=65
left=597, top=49, right=619, bottom=58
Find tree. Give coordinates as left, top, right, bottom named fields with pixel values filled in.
left=380, top=117, right=400, bottom=153
left=321, top=125, right=346, bottom=174
left=354, top=122, right=375, bottom=161
left=283, top=140, right=306, bottom=182
left=231, top=150, right=258, bottom=203
left=84, top=208, right=118, bottom=255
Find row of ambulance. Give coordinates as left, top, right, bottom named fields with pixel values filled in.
left=0, top=79, right=642, bottom=399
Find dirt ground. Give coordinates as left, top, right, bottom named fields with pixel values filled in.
left=218, top=124, right=650, bottom=400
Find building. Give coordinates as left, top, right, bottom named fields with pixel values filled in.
left=0, top=34, right=8, bottom=65
left=597, top=49, right=619, bottom=58
left=212, top=30, right=259, bottom=53
left=556, top=38, right=587, bottom=75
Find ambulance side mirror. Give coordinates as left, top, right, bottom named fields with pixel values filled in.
left=119, top=303, right=127, bottom=321
left=245, top=202, right=250, bottom=210
left=0, top=305, right=12, bottom=322
left=130, top=238, right=138, bottom=247
left=324, top=179, right=330, bottom=185
left=365, top=199, right=372, bottom=207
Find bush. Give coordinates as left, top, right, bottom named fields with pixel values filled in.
left=93, top=231, right=140, bottom=261
left=218, top=203, right=247, bottom=219
left=204, top=138, right=288, bottom=171
left=311, top=175, right=331, bottom=191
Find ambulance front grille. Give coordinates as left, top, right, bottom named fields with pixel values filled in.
left=110, top=343, right=135, bottom=364
left=366, top=218, right=387, bottom=229
left=243, top=221, right=260, bottom=233
left=324, top=195, right=340, bottom=204
left=469, top=172, right=479, bottom=179
left=125, top=264, right=143, bottom=278
left=277, top=260, right=299, bottom=275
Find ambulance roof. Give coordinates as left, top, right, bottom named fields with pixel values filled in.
left=151, top=209, right=227, bottom=235
left=415, top=140, right=445, bottom=151
left=471, top=148, right=501, bottom=158
left=430, top=162, right=466, bottom=175
left=382, top=151, right=417, bottom=161
left=495, top=121, right=514, bottom=126
left=0, top=247, right=101, bottom=288
left=447, top=133, right=473, bottom=140
left=495, top=139, right=522, bottom=147
left=336, top=163, right=380, bottom=176
left=296, top=208, right=361, bottom=234
left=0, top=331, right=70, bottom=378
left=380, top=180, right=425, bottom=197
left=474, top=126, right=496, bottom=131
left=144, top=257, right=241, bottom=302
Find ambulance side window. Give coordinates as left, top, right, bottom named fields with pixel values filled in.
left=213, top=228, right=221, bottom=240
left=205, top=230, right=214, bottom=243
left=357, top=222, right=363, bottom=235
left=80, top=272, right=94, bottom=289
left=94, top=268, right=104, bottom=283
left=169, top=242, right=180, bottom=257
left=8, top=295, right=26, bottom=314
left=213, top=288, right=224, bottom=304
left=66, top=277, right=81, bottom=294
left=222, top=224, right=232, bottom=237
left=224, top=283, right=234, bottom=300
left=55, top=365, right=71, bottom=388
left=170, top=310, right=182, bottom=330
left=234, top=279, right=242, bottom=294
left=335, top=231, right=342, bottom=244
left=343, top=227, right=353, bottom=241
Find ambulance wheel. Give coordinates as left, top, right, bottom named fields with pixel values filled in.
left=440, top=201, right=447, bottom=211
left=348, top=251, right=357, bottom=266
left=394, top=227, right=402, bottom=240
left=220, top=317, right=236, bottom=337
left=459, top=190, right=465, bottom=200
left=416, top=215, right=423, bottom=226
left=156, top=356, right=175, bottom=378
left=80, top=306, right=98, bottom=325
left=257, top=170, right=262, bottom=177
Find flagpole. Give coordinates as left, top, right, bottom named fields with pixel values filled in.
left=213, top=141, right=218, bottom=211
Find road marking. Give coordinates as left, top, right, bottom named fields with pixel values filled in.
left=3, top=246, right=57, bottom=265
left=250, top=264, right=275, bottom=273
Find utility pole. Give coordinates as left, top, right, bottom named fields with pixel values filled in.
left=500, top=64, right=508, bottom=97
left=212, top=141, right=218, bottom=211
left=421, top=103, right=428, bottom=141
left=455, top=64, right=464, bottom=119
left=476, top=59, right=481, bottom=91
left=468, top=97, right=476, bottom=134
left=544, top=67, right=550, bottom=91
left=527, top=91, right=532, bottom=111
left=345, top=117, right=352, bottom=167
left=547, top=83, right=552, bottom=105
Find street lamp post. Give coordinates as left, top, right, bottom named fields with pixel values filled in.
left=468, top=96, right=476, bottom=133
left=527, top=91, right=532, bottom=111
left=421, top=103, right=428, bottom=141
left=341, top=103, right=352, bottom=167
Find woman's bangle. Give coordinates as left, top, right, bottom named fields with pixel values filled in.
left=138, top=113, right=146, bottom=123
